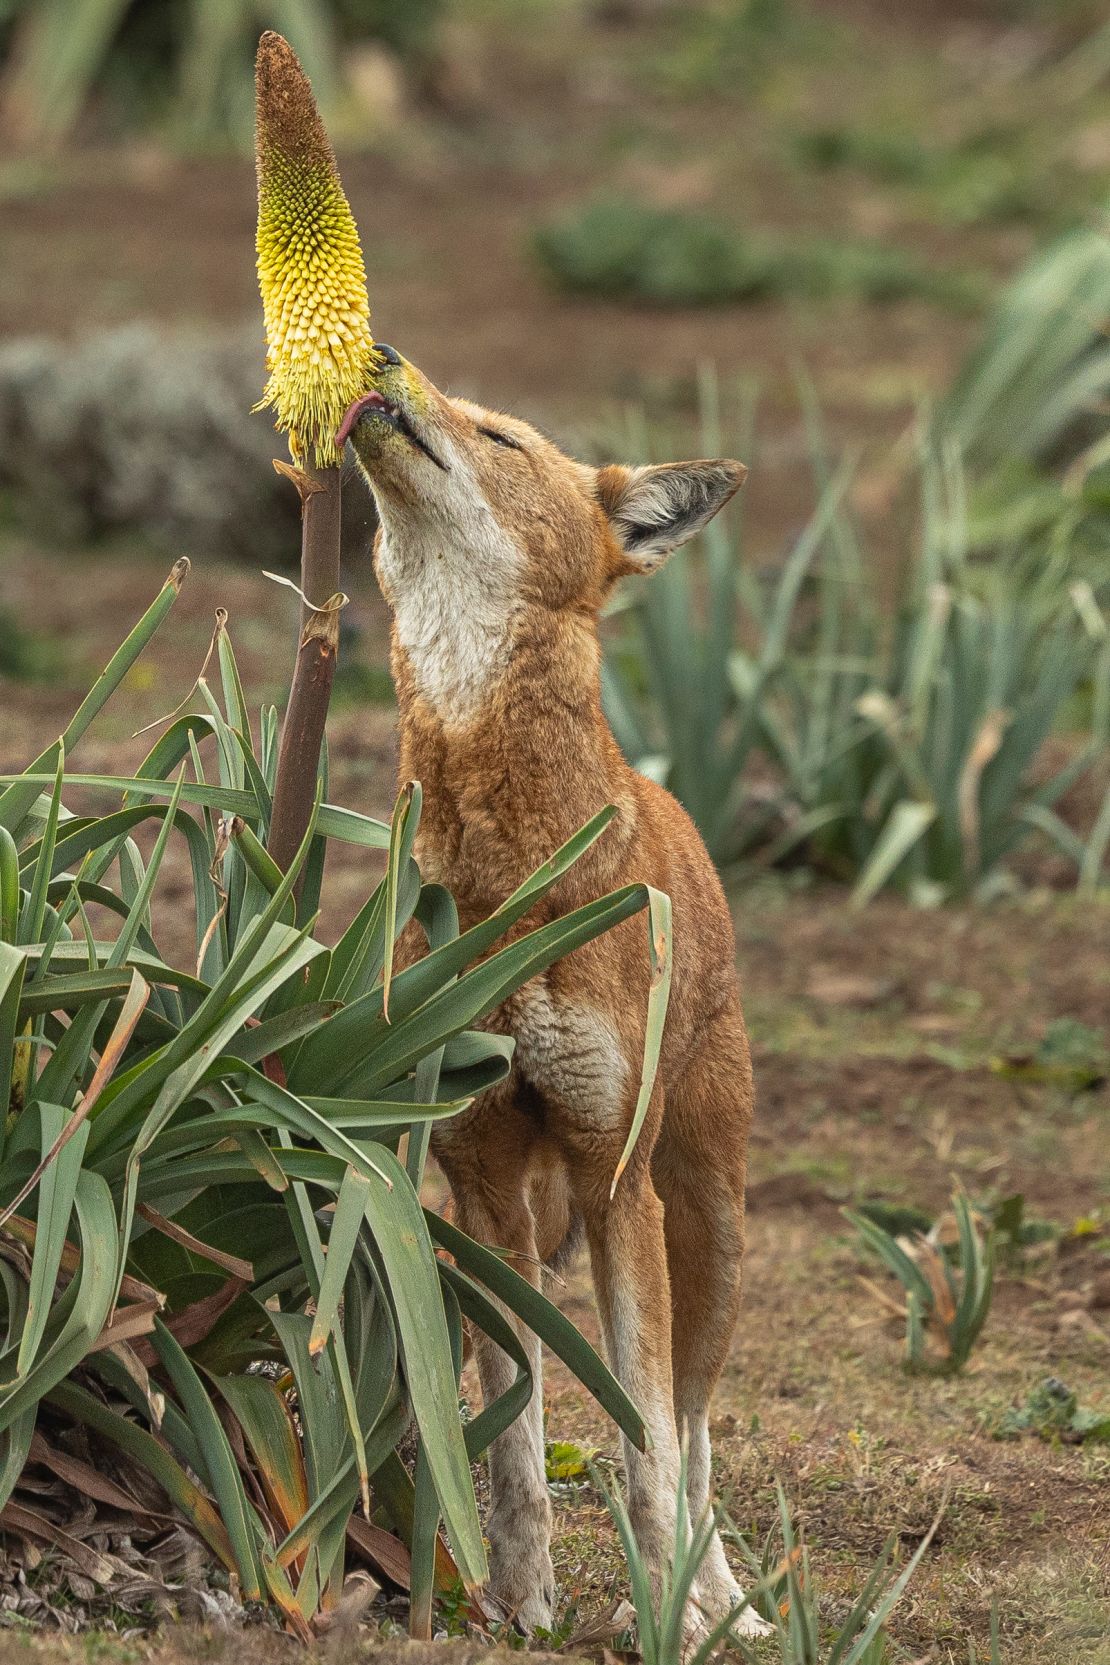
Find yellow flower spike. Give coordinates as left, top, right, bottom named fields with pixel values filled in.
left=254, top=30, right=377, bottom=469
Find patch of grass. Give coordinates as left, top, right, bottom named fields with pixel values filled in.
left=792, top=121, right=1062, bottom=227
left=532, top=194, right=984, bottom=310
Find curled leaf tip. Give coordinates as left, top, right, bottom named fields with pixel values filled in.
left=255, top=31, right=377, bottom=469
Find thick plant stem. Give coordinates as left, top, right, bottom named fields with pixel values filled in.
left=267, top=459, right=342, bottom=879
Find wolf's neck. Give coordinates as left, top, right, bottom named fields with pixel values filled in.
left=390, top=604, right=633, bottom=902
left=376, top=519, right=523, bottom=722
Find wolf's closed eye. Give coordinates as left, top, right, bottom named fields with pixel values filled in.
left=479, top=426, right=522, bottom=450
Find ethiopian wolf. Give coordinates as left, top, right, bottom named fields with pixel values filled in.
left=340, top=346, right=764, bottom=1640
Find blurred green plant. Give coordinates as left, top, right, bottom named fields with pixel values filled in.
left=936, top=228, right=1110, bottom=616
left=0, top=605, right=55, bottom=680
left=0, top=0, right=442, bottom=149
left=941, top=229, right=1110, bottom=476
left=534, top=195, right=774, bottom=306
left=650, top=0, right=817, bottom=99
left=844, top=1190, right=994, bottom=1373
left=989, top=1017, right=1108, bottom=1093
left=791, top=121, right=1056, bottom=228
left=0, top=561, right=672, bottom=1634
left=988, top=1193, right=1059, bottom=1261
left=968, top=1605, right=1004, bottom=1665
left=532, top=194, right=983, bottom=311
left=604, top=374, right=1110, bottom=898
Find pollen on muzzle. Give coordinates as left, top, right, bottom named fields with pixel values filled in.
left=335, top=391, right=389, bottom=451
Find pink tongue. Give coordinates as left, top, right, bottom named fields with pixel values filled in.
left=336, top=391, right=386, bottom=450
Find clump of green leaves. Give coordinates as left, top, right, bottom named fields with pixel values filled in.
left=532, top=194, right=982, bottom=311
left=602, top=1451, right=767, bottom=1665
left=940, top=228, right=1110, bottom=476
left=937, top=225, right=1110, bottom=628
left=845, top=1190, right=994, bottom=1373
left=995, top=1378, right=1110, bottom=1445
left=0, top=562, right=671, bottom=1635
left=603, top=374, right=1110, bottom=895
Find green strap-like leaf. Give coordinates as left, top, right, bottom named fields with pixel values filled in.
left=211, top=1371, right=309, bottom=1536
left=406, top=882, right=460, bottom=1189
left=610, top=885, right=672, bottom=1196
left=308, top=1165, right=373, bottom=1358
left=429, top=1210, right=647, bottom=1450
left=151, top=1319, right=264, bottom=1600
left=18, top=1103, right=90, bottom=1375
left=850, top=799, right=938, bottom=907
left=0, top=775, right=390, bottom=851
left=20, top=746, right=65, bottom=947
left=0, top=943, right=27, bottom=1161
left=353, top=1145, right=486, bottom=1588
left=843, top=1209, right=934, bottom=1311
left=382, top=783, right=421, bottom=1024
left=0, top=828, right=19, bottom=945
left=0, top=1169, right=118, bottom=1434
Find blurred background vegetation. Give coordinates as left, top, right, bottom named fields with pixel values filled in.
left=0, top=0, right=1108, bottom=898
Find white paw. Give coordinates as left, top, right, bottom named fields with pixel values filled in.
left=694, top=1576, right=775, bottom=1640
left=731, top=1603, right=774, bottom=1638
left=513, top=1585, right=556, bottom=1634
left=680, top=1605, right=713, bottom=1660
left=489, top=1546, right=556, bottom=1634
left=488, top=1497, right=555, bottom=1634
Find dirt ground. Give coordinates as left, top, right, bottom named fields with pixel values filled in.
left=2, top=1, right=1109, bottom=1661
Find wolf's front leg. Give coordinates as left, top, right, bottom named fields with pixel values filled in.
left=477, top=1314, right=554, bottom=1629
left=446, top=1174, right=555, bottom=1631
left=574, top=1122, right=689, bottom=1622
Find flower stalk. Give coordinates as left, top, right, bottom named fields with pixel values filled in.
left=266, top=459, right=345, bottom=881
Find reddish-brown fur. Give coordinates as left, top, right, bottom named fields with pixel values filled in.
left=344, top=352, right=763, bottom=1638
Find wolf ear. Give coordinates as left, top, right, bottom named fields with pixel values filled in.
left=597, top=459, right=747, bottom=574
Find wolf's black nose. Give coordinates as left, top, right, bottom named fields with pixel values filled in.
left=376, top=343, right=402, bottom=366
